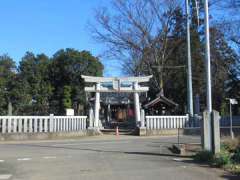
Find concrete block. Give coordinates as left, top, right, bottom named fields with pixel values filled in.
left=138, top=127, right=147, bottom=136
left=211, top=110, right=220, bottom=154
left=201, top=110, right=212, bottom=151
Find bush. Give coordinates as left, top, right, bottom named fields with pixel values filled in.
left=232, top=148, right=240, bottom=164
left=221, top=138, right=240, bottom=153
left=230, top=165, right=240, bottom=175
left=213, top=151, right=231, bottom=167
left=194, top=150, right=214, bottom=163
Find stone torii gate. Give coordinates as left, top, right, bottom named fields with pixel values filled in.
left=81, top=75, right=152, bottom=129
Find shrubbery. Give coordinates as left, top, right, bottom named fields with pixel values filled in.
left=194, top=138, right=240, bottom=174
left=232, top=148, right=240, bottom=163
left=194, top=150, right=214, bottom=163
left=213, top=150, right=231, bottom=167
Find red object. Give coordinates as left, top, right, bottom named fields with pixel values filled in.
left=116, top=126, right=119, bottom=136
left=128, top=109, right=134, bottom=117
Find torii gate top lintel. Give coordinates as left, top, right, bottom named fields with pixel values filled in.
left=81, top=75, right=152, bottom=93
left=81, top=75, right=152, bottom=83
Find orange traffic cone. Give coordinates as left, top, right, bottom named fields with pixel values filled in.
left=116, top=126, right=119, bottom=136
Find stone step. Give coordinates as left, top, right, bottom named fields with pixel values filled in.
left=101, top=128, right=136, bottom=135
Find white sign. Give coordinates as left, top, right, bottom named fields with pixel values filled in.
left=230, top=98, right=238, bottom=105
left=66, top=109, right=74, bottom=116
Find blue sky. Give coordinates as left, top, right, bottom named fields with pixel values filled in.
left=0, top=0, right=122, bottom=76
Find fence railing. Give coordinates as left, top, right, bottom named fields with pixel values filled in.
left=220, top=116, right=240, bottom=127
left=0, top=115, right=87, bottom=134
left=145, top=115, right=201, bottom=130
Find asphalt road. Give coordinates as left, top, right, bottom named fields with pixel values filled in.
left=0, top=135, right=238, bottom=180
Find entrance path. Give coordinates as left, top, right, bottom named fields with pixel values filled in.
left=0, top=135, right=238, bottom=180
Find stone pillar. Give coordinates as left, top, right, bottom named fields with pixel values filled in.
left=94, top=83, right=100, bottom=128
left=107, top=104, right=111, bottom=123
left=139, top=109, right=147, bottom=136
left=89, top=108, right=94, bottom=128
left=133, top=82, right=141, bottom=126
left=140, top=109, right=145, bottom=128
left=202, top=110, right=212, bottom=151
left=8, top=102, right=12, bottom=116
left=201, top=110, right=220, bottom=154
left=212, top=110, right=220, bottom=154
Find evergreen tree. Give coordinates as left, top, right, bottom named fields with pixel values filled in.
left=49, top=48, right=103, bottom=115
left=0, top=55, right=16, bottom=115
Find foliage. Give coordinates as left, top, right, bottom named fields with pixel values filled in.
left=228, top=164, right=240, bottom=175
left=14, top=52, right=53, bottom=115
left=194, top=139, right=240, bottom=174
left=63, top=86, right=72, bottom=109
left=220, top=101, right=228, bottom=116
left=221, top=138, right=240, bottom=153
left=232, top=148, right=240, bottom=164
left=213, top=150, right=231, bottom=167
left=91, top=0, right=239, bottom=114
left=0, top=55, right=16, bottom=114
left=49, top=49, right=103, bottom=115
left=0, top=49, right=103, bottom=115
left=194, top=150, right=214, bottom=163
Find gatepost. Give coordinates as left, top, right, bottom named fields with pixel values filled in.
left=202, top=110, right=220, bottom=154
left=138, top=109, right=146, bottom=136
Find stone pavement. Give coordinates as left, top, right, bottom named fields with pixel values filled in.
left=0, top=135, right=238, bottom=180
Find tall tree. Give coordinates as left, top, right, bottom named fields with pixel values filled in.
left=16, top=52, right=53, bottom=115
left=0, top=55, right=16, bottom=115
left=49, top=49, right=103, bottom=115
left=92, top=0, right=239, bottom=113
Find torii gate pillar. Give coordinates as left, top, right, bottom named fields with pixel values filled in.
left=94, top=83, right=100, bottom=128
left=133, top=82, right=141, bottom=126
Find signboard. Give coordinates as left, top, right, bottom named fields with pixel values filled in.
left=66, top=109, right=74, bottom=116
left=230, top=98, right=238, bottom=105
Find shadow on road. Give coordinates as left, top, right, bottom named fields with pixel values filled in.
left=221, top=175, right=240, bottom=180
left=9, top=143, right=191, bottom=158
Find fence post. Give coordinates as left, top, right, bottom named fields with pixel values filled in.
left=49, top=114, right=54, bottom=132
left=24, top=118, right=28, bottom=133
left=13, top=118, right=17, bottom=133
left=186, top=114, right=189, bottom=127
left=2, top=118, right=6, bottom=133
left=140, top=109, right=145, bottom=128
left=8, top=118, right=12, bottom=133
left=29, top=118, right=33, bottom=133
left=44, top=118, right=48, bottom=132
left=88, top=108, right=94, bottom=128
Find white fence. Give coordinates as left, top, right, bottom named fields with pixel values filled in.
left=0, top=115, right=87, bottom=134
left=145, top=115, right=200, bottom=130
